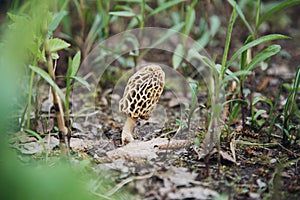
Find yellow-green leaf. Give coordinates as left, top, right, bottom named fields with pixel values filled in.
left=49, top=38, right=70, bottom=52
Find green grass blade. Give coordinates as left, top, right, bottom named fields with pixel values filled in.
left=246, top=44, right=281, bottom=72
left=183, top=0, right=197, bottom=36
left=149, top=22, right=185, bottom=49
left=70, top=76, right=91, bottom=90
left=86, top=14, right=102, bottom=52
left=252, top=96, right=273, bottom=108
left=29, top=65, right=66, bottom=103
left=227, top=0, right=253, bottom=34
left=140, top=0, right=146, bottom=29
left=149, top=0, right=185, bottom=17
left=223, top=99, right=248, bottom=107
left=255, top=0, right=261, bottom=30
left=109, top=11, right=136, bottom=17
left=253, top=109, right=266, bottom=120
left=258, top=0, right=300, bottom=27
left=240, top=36, right=253, bottom=71
left=24, top=128, right=47, bottom=155
left=66, top=57, right=73, bottom=78
left=172, top=44, right=184, bottom=69
left=284, top=66, right=300, bottom=116
left=114, top=0, right=143, bottom=2
left=220, top=3, right=237, bottom=79
left=293, top=67, right=300, bottom=92
left=184, top=8, right=195, bottom=36
left=226, top=34, right=289, bottom=68
left=223, top=70, right=252, bottom=83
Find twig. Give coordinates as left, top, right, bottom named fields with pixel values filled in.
left=37, top=110, right=99, bottom=119
left=235, top=140, right=298, bottom=156
left=105, top=172, right=154, bottom=197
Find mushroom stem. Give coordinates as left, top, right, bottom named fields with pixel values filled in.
left=122, top=117, right=137, bottom=144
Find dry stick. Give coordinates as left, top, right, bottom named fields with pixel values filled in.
left=44, top=37, right=69, bottom=156
left=105, top=172, right=154, bottom=197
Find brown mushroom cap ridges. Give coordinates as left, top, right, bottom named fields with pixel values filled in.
left=119, top=64, right=165, bottom=144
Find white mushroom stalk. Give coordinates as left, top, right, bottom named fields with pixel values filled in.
left=119, top=64, right=165, bottom=144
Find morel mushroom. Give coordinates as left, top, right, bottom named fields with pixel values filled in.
left=119, top=64, right=165, bottom=144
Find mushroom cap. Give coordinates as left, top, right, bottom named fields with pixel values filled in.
left=119, top=64, right=165, bottom=120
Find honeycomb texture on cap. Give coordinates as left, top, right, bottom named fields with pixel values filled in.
left=119, top=65, right=165, bottom=119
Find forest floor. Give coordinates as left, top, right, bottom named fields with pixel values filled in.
left=13, top=64, right=300, bottom=200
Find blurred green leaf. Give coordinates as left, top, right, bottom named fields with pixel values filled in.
left=221, top=3, right=236, bottom=79
left=258, top=0, right=300, bottom=27
left=7, top=13, right=30, bottom=25
left=149, top=0, right=185, bottom=16
left=149, top=22, right=185, bottom=49
left=29, top=65, right=66, bottom=103
left=71, top=51, right=81, bottom=77
left=246, top=44, right=281, bottom=71
left=189, top=81, right=198, bottom=94
left=173, top=44, right=185, bottom=69
left=51, top=52, right=59, bottom=60
left=115, top=0, right=143, bottom=2
left=253, top=109, right=266, bottom=120
left=252, top=96, right=273, bottom=108
left=196, top=32, right=210, bottom=50
left=49, top=38, right=70, bottom=52
left=0, top=157, right=98, bottom=200
left=209, top=15, right=221, bottom=37
left=86, top=14, right=102, bottom=52
left=48, top=11, right=68, bottom=33
left=227, top=0, right=254, bottom=34
left=226, top=34, right=289, bottom=68
left=109, top=11, right=136, bottom=17
left=284, top=66, right=300, bottom=117
left=282, top=83, right=293, bottom=92
left=184, top=5, right=196, bottom=36
left=255, top=0, right=261, bottom=29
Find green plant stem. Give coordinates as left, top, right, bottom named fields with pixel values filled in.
left=140, top=0, right=145, bottom=30
left=65, top=58, right=71, bottom=124
left=26, top=69, right=35, bottom=129
left=44, top=36, right=69, bottom=154
left=65, top=83, right=70, bottom=124
left=26, top=50, right=38, bottom=129
left=97, top=0, right=110, bottom=38
left=254, top=0, right=261, bottom=37
left=220, top=4, right=236, bottom=80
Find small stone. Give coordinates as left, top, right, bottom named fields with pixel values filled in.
left=257, top=179, right=267, bottom=189
left=249, top=192, right=261, bottom=199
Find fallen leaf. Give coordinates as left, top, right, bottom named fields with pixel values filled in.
left=160, top=166, right=198, bottom=187
left=105, top=138, right=190, bottom=161
left=219, top=150, right=237, bottom=164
